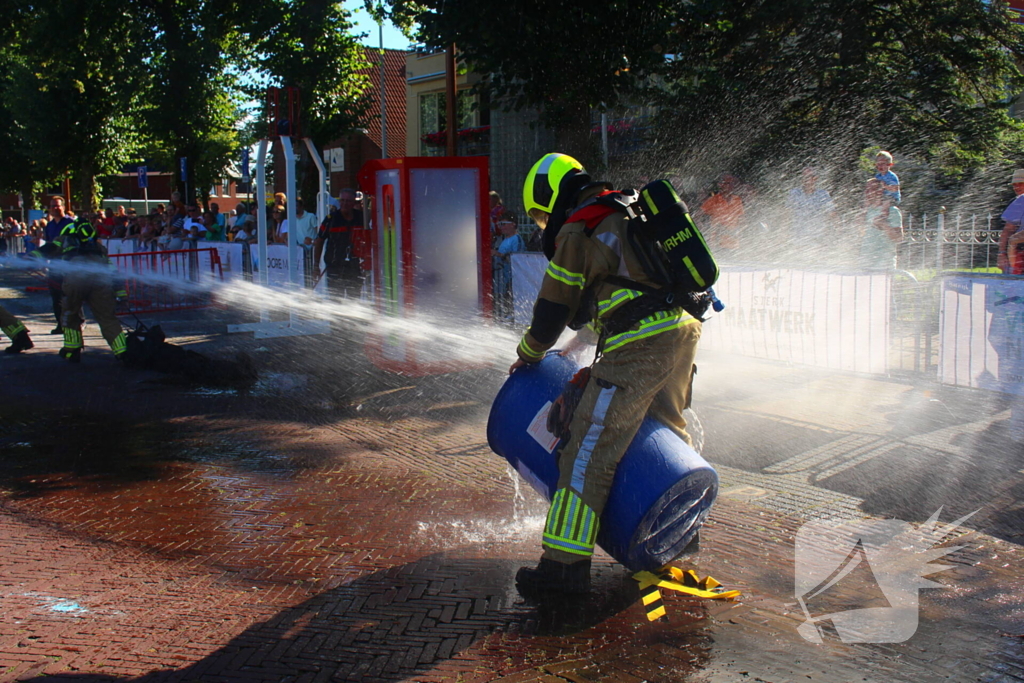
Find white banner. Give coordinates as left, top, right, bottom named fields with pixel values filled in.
left=102, top=238, right=136, bottom=256
left=697, top=268, right=890, bottom=374
left=264, top=244, right=306, bottom=287
left=208, top=242, right=245, bottom=281
left=940, top=275, right=1024, bottom=395
left=507, top=261, right=890, bottom=375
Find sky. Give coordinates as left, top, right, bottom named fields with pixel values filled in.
left=344, top=1, right=413, bottom=51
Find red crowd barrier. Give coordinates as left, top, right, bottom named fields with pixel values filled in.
left=111, top=248, right=224, bottom=314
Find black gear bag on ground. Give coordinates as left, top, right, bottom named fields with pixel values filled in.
left=124, top=324, right=257, bottom=387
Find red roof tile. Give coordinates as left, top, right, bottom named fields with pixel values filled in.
left=360, top=47, right=408, bottom=157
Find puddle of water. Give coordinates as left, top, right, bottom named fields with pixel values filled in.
left=415, top=514, right=546, bottom=548
left=414, top=464, right=548, bottom=549
left=186, top=371, right=308, bottom=397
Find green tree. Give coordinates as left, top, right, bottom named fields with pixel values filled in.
left=0, top=65, right=48, bottom=212
left=376, top=0, right=677, bottom=163
left=650, top=0, right=1024, bottom=199
left=380, top=0, right=1024, bottom=192
left=0, top=0, right=151, bottom=210
left=137, top=0, right=249, bottom=206
left=251, top=0, right=372, bottom=204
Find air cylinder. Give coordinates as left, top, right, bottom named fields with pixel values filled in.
left=487, top=353, right=718, bottom=572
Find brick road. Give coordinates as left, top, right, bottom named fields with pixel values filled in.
left=1, top=275, right=1023, bottom=683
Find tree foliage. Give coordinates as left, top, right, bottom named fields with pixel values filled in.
left=382, top=0, right=1024, bottom=184
left=137, top=0, right=252, bottom=206
left=652, top=0, right=1024, bottom=191
left=0, top=0, right=151, bottom=209
left=249, top=0, right=372, bottom=203
left=0, top=0, right=372, bottom=209
left=254, top=0, right=371, bottom=148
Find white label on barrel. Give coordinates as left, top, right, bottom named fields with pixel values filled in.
left=527, top=401, right=561, bottom=453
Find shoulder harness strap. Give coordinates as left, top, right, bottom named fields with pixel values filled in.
left=565, top=190, right=639, bottom=235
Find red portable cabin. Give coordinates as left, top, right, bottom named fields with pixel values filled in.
left=358, top=156, right=492, bottom=375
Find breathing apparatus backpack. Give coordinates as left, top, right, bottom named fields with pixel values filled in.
left=573, top=179, right=719, bottom=338
left=629, top=180, right=719, bottom=293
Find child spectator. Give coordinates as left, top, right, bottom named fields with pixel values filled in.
left=491, top=215, right=524, bottom=322
left=699, top=174, right=745, bottom=259
left=97, top=207, right=115, bottom=237
left=874, top=151, right=901, bottom=204
left=859, top=178, right=903, bottom=268
left=140, top=214, right=159, bottom=249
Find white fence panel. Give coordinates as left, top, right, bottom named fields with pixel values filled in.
left=701, top=268, right=890, bottom=374
left=939, top=275, right=1024, bottom=395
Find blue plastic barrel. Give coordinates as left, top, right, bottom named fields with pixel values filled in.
left=487, top=353, right=718, bottom=572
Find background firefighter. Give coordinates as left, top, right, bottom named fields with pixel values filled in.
left=314, top=188, right=365, bottom=300
left=0, top=304, right=33, bottom=354
left=510, top=153, right=702, bottom=595
left=31, top=218, right=128, bottom=363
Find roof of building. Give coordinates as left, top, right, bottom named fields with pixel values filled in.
left=360, top=47, right=408, bottom=157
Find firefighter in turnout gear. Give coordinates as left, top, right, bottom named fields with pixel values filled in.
left=31, top=217, right=128, bottom=363
left=511, top=153, right=702, bottom=595
left=0, top=305, right=33, bottom=354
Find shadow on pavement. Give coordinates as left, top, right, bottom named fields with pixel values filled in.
left=22, top=554, right=714, bottom=683
left=817, top=385, right=1024, bottom=543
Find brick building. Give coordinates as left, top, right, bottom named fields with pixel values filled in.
left=318, top=47, right=409, bottom=195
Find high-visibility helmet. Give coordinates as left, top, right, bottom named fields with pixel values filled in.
left=523, top=153, right=586, bottom=218
left=61, top=217, right=97, bottom=243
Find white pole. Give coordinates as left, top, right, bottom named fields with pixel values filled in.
left=380, top=22, right=387, bottom=158
left=143, top=187, right=149, bottom=216
left=256, top=138, right=270, bottom=292
left=281, top=135, right=300, bottom=287
left=303, top=138, right=328, bottom=224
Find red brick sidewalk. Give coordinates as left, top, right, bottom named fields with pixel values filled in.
left=1, top=404, right=1021, bottom=683
left=0, top=296, right=1021, bottom=682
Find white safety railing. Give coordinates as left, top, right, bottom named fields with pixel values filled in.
left=899, top=211, right=1002, bottom=273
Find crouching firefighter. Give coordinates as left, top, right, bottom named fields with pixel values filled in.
left=510, top=153, right=718, bottom=595
left=31, top=218, right=128, bottom=363
left=0, top=304, right=33, bottom=354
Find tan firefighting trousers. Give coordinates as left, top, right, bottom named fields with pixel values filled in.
left=61, top=271, right=126, bottom=356
left=0, top=304, right=27, bottom=340
left=541, top=319, right=702, bottom=564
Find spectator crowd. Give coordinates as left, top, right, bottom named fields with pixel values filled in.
left=1, top=191, right=334, bottom=257
left=7, top=150, right=1024, bottom=287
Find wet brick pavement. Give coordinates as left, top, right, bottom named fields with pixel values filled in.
left=1, top=274, right=1023, bottom=683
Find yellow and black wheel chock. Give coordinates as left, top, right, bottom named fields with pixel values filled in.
left=633, top=566, right=741, bottom=622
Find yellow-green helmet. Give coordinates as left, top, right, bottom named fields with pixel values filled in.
left=523, top=153, right=586, bottom=217
left=61, top=216, right=98, bottom=242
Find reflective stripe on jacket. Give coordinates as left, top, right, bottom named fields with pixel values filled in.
left=517, top=189, right=694, bottom=362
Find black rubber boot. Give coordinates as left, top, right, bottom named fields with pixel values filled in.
left=59, top=347, right=81, bottom=363
left=50, top=326, right=63, bottom=335
left=4, top=331, right=33, bottom=354
left=515, top=558, right=591, bottom=595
